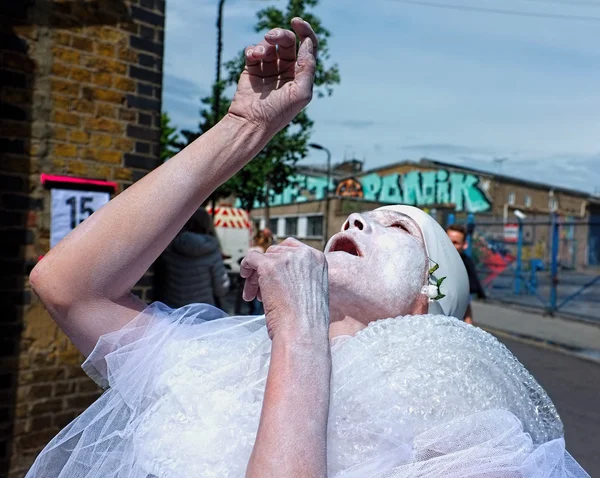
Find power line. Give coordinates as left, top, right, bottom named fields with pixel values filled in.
left=392, top=0, right=600, bottom=21
left=522, top=0, right=600, bottom=7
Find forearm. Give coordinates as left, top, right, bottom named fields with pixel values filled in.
left=247, top=335, right=331, bottom=478
left=32, top=115, right=268, bottom=306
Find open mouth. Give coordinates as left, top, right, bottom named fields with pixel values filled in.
left=329, top=236, right=361, bottom=256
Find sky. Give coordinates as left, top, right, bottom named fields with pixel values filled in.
left=162, top=0, right=600, bottom=194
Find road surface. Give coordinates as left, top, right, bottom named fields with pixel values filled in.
left=498, top=336, right=600, bottom=476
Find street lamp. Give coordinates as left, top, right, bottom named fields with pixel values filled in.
left=309, top=143, right=332, bottom=249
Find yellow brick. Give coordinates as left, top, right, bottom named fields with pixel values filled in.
left=52, top=159, right=67, bottom=171
left=113, top=167, right=132, bottom=180
left=113, top=138, right=134, bottom=152
left=51, top=78, right=80, bottom=96
left=92, top=73, right=113, bottom=87
left=71, top=36, right=94, bottom=52
left=69, top=131, right=89, bottom=144
left=83, top=57, right=126, bottom=75
left=82, top=148, right=97, bottom=160
left=54, top=31, right=72, bottom=46
left=84, top=117, right=123, bottom=134
left=96, top=43, right=115, bottom=57
left=67, top=161, right=88, bottom=176
left=53, top=143, right=78, bottom=158
left=95, top=103, right=117, bottom=118
left=113, top=77, right=135, bottom=92
left=53, top=127, right=69, bottom=141
left=73, top=99, right=94, bottom=114
left=90, top=134, right=112, bottom=148
left=117, top=47, right=137, bottom=62
left=52, top=46, right=80, bottom=65
left=90, top=165, right=112, bottom=178
left=51, top=62, right=70, bottom=77
left=93, top=89, right=124, bottom=104
left=70, top=67, right=92, bottom=83
left=97, top=27, right=125, bottom=43
left=96, top=150, right=122, bottom=164
left=118, top=108, right=136, bottom=121
left=52, top=94, right=71, bottom=110
left=53, top=110, right=80, bottom=126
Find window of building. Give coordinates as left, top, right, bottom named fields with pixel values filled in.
left=269, top=218, right=278, bottom=233
left=524, top=195, right=532, bottom=208
left=306, top=216, right=324, bottom=237
left=549, top=198, right=558, bottom=212
left=285, top=217, right=298, bottom=236
left=508, top=192, right=516, bottom=205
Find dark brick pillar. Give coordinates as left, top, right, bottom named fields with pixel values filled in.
left=0, top=1, right=165, bottom=476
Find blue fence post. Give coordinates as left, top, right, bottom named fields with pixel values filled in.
left=550, top=213, right=560, bottom=313
left=529, top=263, right=538, bottom=295
left=515, top=220, right=523, bottom=295
left=465, top=213, right=474, bottom=257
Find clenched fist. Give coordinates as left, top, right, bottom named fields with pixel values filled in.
left=240, top=238, right=329, bottom=341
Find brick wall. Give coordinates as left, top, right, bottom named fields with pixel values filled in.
left=0, top=1, right=165, bottom=475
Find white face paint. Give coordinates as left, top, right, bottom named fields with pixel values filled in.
left=325, top=209, right=429, bottom=325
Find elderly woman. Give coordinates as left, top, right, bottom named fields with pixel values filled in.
left=27, top=19, right=587, bottom=478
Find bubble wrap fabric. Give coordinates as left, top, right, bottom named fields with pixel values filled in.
left=26, top=302, right=589, bottom=477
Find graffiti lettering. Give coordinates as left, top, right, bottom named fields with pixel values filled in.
left=244, top=169, right=492, bottom=213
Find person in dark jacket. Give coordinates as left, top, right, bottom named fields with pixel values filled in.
left=446, top=224, right=486, bottom=324
left=160, top=208, right=230, bottom=308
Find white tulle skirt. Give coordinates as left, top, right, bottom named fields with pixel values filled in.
left=26, top=302, right=589, bottom=477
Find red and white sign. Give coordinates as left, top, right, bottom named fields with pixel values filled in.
left=206, top=206, right=251, bottom=229
left=504, top=223, right=519, bottom=243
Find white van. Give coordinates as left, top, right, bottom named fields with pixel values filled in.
left=206, top=205, right=253, bottom=274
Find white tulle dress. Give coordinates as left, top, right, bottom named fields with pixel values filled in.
left=26, top=302, right=589, bottom=477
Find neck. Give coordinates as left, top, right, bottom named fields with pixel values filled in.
left=328, top=315, right=366, bottom=339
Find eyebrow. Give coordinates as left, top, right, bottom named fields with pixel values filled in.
left=370, top=210, right=413, bottom=225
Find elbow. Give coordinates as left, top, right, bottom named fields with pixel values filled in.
left=29, top=260, right=74, bottom=314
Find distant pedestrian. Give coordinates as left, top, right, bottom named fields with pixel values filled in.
left=160, top=208, right=230, bottom=308
left=446, top=224, right=486, bottom=324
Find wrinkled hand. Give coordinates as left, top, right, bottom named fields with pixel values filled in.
left=228, top=18, right=318, bottom=135
left=240, top=238, right=329, bottom=341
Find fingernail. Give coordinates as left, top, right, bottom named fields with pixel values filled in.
left=246, top=49, right=254, bottom=57
left=267, top=29, right=280, bottom=37
left=255, top=45, right=265, bottom=54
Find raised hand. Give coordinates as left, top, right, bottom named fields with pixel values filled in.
left=228, top=18, right=318, bottom=135
left=240, top=238, right=329, bottom=341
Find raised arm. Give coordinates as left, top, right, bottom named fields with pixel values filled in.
left=30, top=19, right=318, bottom=356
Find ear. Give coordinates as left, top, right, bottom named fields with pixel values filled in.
left=412, top=293, right=429, bottom=315
left=462, top=241, right=469, bottom=251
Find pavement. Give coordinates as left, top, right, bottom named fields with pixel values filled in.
left=472, top=300, right=600, bottom=362
left=498, top=336, right=600, bottom=476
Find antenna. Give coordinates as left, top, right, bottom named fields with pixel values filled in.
left=493, top=157, right=508, bottom=174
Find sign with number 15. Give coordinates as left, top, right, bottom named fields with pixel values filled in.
left=50, top=189, right=110, bottom=248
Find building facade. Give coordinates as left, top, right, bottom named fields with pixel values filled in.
left=1, top=1, right=165, bottom=475
left=252, top=159, right=600, bottom=268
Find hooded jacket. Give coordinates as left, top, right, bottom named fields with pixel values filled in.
left=160, top=231, right=230, bottom=308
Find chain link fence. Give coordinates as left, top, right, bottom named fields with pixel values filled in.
left=461, top=216, right=600, bottom=322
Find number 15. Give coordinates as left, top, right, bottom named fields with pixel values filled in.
left=65, top=196, right=95, bottom=229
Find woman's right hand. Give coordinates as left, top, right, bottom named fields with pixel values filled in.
left=227, top=18, right=318, bottom=136
left=240, top=238, right=329, bottom=342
